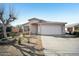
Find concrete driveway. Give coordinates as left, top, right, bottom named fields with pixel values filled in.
left=41, top=36, right=79, bottom=56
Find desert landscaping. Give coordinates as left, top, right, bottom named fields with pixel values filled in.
left=0, top=35, right=45, bottom=56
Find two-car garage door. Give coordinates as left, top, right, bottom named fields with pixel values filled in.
left=38, top=24, right=64, bottom=35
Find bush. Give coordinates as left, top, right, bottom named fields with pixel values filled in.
left=0, top=33, right=11, bottom=39
left=0, top=34, right=4, bottom=39
left=0, top=38, right=7, bottom=41
left=6, top=27, right=12, bottom=32
left=0, top=32, right=20, bottom=39
left=9, top=32, right=20, bottom=38
left=73, top=32, right=79, bottom=37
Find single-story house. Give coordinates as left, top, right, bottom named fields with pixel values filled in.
left=22, top=18, right=67, bottom=35
left=65, top=23, right=79, bottom=34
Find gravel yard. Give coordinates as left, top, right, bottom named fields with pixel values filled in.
left=0, top=35, right=44, bottom=56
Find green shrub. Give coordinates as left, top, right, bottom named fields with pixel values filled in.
left=0, top=34, right=4, bottom=39
left=73, top=32, right=79, bottom=37
left=6, top=27, right=12, bottom=32
left=9, top=32, right=20, bottom=38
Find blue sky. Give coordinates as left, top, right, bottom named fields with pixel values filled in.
left=2, top=3, right=79, bottom=26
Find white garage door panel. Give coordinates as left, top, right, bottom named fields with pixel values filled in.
left=40, top=25, right=62, bottom=35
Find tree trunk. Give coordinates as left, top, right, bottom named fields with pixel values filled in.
left=2, top=25, right=7, bottom=39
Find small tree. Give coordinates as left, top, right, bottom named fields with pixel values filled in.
left=0, top=5, right=16, bottom=39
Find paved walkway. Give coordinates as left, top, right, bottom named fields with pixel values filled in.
left=41, top=36, right=79, bottom=56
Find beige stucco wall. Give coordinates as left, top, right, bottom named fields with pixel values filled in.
left=28, top=19, right=66, bottom=35
left=30, top=24, right=38, bottom=34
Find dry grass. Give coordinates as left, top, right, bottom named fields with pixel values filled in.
left=0, top=35, right=44, bottom=56
left=21, top=35, right=45, bottom=56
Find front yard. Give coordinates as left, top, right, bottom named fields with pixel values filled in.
left=0, top=34, right=44, bottom=56
left=0, top=34, right=79, bottom=56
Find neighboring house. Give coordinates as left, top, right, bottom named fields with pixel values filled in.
left=12, top=27, right=19, bottom=33
left=65, top=23, right=79, bottom=34
left=21, top=23, right=29, bottom=33
left=22, top=18, right=66, bottom=35
left=16, top=24, right=28, bottom=33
